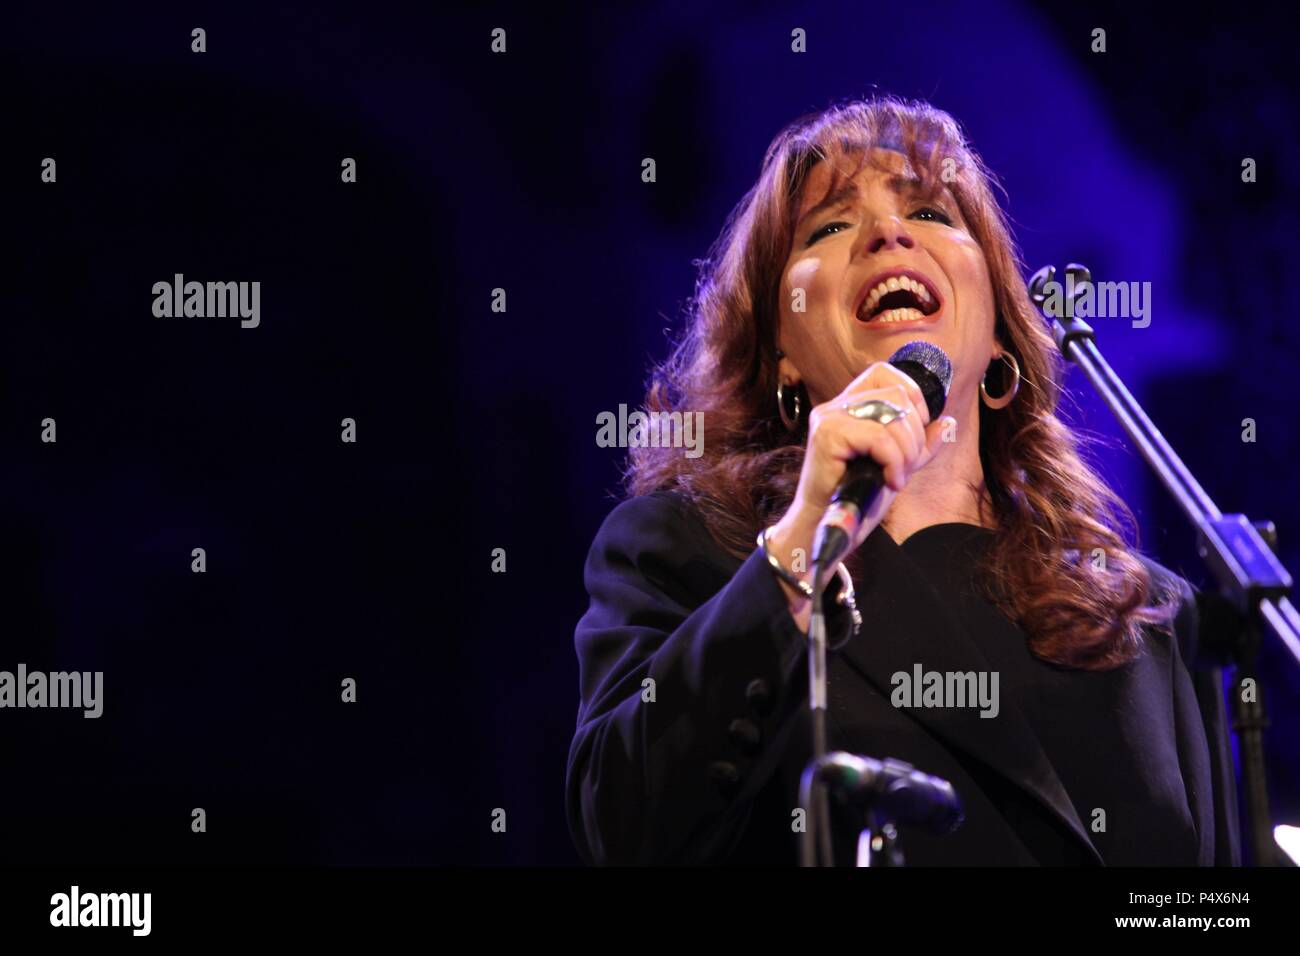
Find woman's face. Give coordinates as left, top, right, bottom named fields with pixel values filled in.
left=778, top=147, right=998, bottom=410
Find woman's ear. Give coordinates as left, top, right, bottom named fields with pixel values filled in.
left=776, top=348, right=801, bottom=386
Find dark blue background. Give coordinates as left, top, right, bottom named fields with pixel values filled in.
left=4, top=1, right=1297, bottom=864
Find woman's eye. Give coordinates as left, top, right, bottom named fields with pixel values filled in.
left=807, top=207, right=953, bottom=245
left=911, top=206, right=953, bottom=226
left=806, top=220, right=850, bottom=245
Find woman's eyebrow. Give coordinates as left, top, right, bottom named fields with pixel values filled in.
left=884, top=170, right=951, bottom=203
left=797, top=181, right=859, bottom=228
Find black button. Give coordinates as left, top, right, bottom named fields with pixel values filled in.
left=727, top=718, right=762, bottom=756
left=707, top=760, right=741, bottom=797
left=745, top=678, right=773, bottom=717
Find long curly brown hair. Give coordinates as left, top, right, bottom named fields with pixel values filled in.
left=624, top=95, right=1178, bottom=671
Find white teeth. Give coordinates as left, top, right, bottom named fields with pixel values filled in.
left=874, top=307, right=925, bottom=324
left=859, top=274, right=936, bottom=319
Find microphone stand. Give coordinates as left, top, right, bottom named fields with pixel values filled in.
left=1029, top=263, right=1300, bottom=866
left=799, top=566, right=836, bottom=866
left=802, top=547, right=964, bottom=865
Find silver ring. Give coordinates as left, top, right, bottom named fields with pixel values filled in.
left=840, top=398, right=911, bottom=425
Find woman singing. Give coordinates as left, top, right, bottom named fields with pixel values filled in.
left=565, top=96, right=1240, bottom=866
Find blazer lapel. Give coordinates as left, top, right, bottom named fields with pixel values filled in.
left=834, top=524, right=1103, bottom=865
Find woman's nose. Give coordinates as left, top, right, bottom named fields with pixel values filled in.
left=863, top=214, right=915, bottom=253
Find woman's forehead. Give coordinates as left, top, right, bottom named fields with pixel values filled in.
left=797, top=146, right=931, bottom=214
left=807, top=145, right=912, bottom=187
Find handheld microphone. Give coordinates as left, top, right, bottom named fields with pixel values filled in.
left=811, top=341, right=953, bottom=570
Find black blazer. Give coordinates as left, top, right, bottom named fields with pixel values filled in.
left=565, top=490, right=1241, bottom=866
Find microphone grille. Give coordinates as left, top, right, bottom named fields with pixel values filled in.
left=889, top=340, right=953, bottom=393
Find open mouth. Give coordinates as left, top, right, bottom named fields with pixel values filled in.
left=854, top=270, right=943, bottom=325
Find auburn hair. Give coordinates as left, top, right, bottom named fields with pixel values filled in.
left=624, top=94, right=1177, bottom=670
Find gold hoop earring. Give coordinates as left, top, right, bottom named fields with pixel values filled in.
left=980, top=351, right=1020, bottom=410
left=776, top=380, right=803, bottom=431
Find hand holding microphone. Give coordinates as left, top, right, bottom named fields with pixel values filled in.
left=766, top=342, right=956, bottom=624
